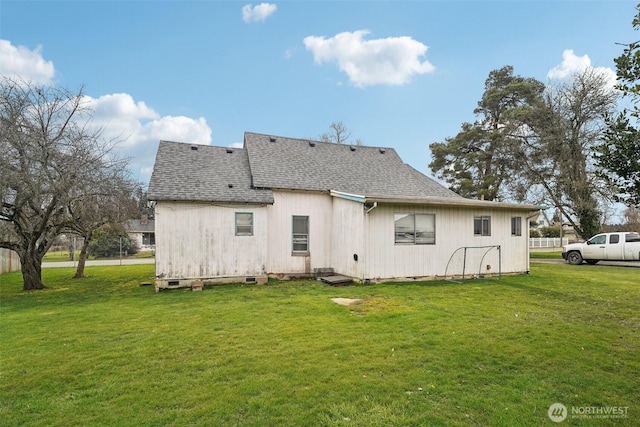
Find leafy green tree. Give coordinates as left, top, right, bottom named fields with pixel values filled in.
left=540, top=226, right=562, bottom=238
left=430, top=66, right=616, bottom=239
left=596, top=5, right=640, bottom=207
left=429, top=66, right=545, bottom=200
left=88, top=224, right=138, bottom=258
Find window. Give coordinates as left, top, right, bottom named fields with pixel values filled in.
left=511, top=217, right=522, bottom=236
left=394, top=213, right=436, bottom=245
left=292, top=215, right=309, bottom=253
left=142, top=232, right=155, bottom=245
left=474, top=216, right=491, bottom=236
left=610, top=234, right=620, bottom=244
left=235, top=212, right=253, bottom=236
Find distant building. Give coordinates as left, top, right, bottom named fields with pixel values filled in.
left=126, top=215, right=155, bottom=252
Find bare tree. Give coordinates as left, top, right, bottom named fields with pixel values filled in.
left=508, top=68, right=618, bottom=238
left=0, top=78, right=129, bottom=290
left=319, top=121, right=363, bottom=145
left=65, top=164, right=139, bottom=278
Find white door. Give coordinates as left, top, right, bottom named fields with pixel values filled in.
left=582, top=234, right=607, bottom=260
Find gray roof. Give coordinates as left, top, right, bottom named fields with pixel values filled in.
left=147, top=133, right=471, bottom=203
left=244, top=132, right=463, bottom=199
left=147, top=141, right=274, bottom=204
left=126, top=219, right=155, bottom=233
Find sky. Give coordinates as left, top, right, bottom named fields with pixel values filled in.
left=0, top=0, right=637, bottom=188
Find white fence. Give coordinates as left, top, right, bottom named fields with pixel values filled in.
left=0, top=248, right=21, bottom=274
left=529, top=238, right=569, bottom=248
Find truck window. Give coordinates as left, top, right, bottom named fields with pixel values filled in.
left=610, top=234, right=620, bottom=244
left=589, top=235, right=606, bottom=245
left=626, top=233, right=640, bottom=243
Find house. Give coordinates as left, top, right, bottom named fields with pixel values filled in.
left=147, top=132, right=539, bottom=290
left=126, top=215, right=156, bottom=252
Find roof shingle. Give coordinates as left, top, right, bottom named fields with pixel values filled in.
left=147, top=141, right=274, bottom=203
left=244, top=132, right=462, bottom=199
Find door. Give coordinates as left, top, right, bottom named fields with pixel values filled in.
left=582, top=234, right=607, bottom=260
left=605, top=234, right=623, bottom=260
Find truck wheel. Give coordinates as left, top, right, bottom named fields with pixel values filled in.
left=585, top=260, right=599, bottom=265
left=567, top=251, right=583, bottom=265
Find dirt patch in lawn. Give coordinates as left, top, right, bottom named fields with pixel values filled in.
left=331, top=297, right=362, bottom=306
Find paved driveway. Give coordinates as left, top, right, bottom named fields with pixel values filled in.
left=532, top=258, right=640, bottom=268
left=42, top=258, right=155, bottom=268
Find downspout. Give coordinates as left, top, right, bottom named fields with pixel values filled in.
left=366, top=202, right=377, bottom=214
left=526, top=209, right=542, bottom=273
left=362, top=202, right=377, bottom=283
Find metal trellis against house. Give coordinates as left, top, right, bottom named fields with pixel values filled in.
left=444, top=245, right=502, bottom=283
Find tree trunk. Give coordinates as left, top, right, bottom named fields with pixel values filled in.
left=74, top=235, right=91, bottom=279
left=21, top=254, right=45, bottom=291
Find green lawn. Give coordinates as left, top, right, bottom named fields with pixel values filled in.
left=530, top=250, right=564, bottom=259
left=1, top=263, right=638, bottom=426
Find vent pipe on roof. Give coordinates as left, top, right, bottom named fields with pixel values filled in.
left=350, top=145, right=356, bottom=151
left=269, top=136, right=277, bottom=142
left=226, top=148, right=233, bottom=154
left=379, top=148, right=386, bottom=154
left=309, top=140, right=316, bottom=147
left=191, top=145, right=198, bottom=151
left=228, top=184, right=234, bottom=188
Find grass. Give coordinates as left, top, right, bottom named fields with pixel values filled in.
left=1, top=263, right=638, bottom=426
left=530, top=250, right=563, bottom=259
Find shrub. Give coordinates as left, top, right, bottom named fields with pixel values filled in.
left=540, top=226, right=561, bottom=238
left=88, top=224, right=138, bottom=258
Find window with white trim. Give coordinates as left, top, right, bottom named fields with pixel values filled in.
left=474, top=215, right=491, bottom=236
left=394, top=213, right=436, bottom=245
left=235, top=212, right=253, bottom=236
left=511, top=217, right=522, bottom=236
left=292, top=215, right=309, bottom=253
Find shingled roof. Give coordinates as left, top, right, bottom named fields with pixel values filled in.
left=244, top=132, right=463, bottom=199
left=148, top=133, right=467, bottom=203
left=147, top=141, right=274, bottom=203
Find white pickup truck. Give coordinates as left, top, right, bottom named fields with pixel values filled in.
left=562, top=232, right=640, bottom=265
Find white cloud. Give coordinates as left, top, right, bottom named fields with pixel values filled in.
left=82, top=93, right=212, bottom=183
left=0, top=39, right=55, bottom=85
left=0, top=39, right=213, bottom=184
left=242, top=3, right=277, bottom=23
left=303, top=30, right=435, bottom=88
left=548, top=49, right=617, bottom=87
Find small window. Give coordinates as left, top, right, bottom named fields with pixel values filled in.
left=511, top=217, right=522, bottom=236
left=610, top=234, right=620, bottom=244
left=292, top=216, right=309, bottom=253
left=142, top=232, right=155, bottom=245
left=395, top=213, right=435, bottom=245
left=235, top=212, right=253, bottom=236
left=474, top=216, right=491, bottom=236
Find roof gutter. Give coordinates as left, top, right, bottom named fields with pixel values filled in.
left=363, top=195, right=539, bottom=211
left=329, top=190, right=366, bottom=204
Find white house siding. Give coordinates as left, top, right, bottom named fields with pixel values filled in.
left=330, top=197, right=365, bottom=279
left=266, top=191, right=333, bottom=275
left=155, top=201, right=268, bottom=281
left=363, top=204, right=530, bottom=280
